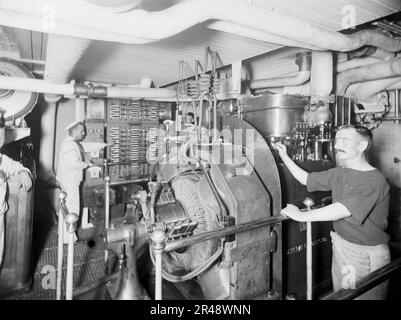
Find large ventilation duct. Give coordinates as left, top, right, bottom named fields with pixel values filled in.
left=337, top=57, right=401, bottom=95
left=206, top=22, right=324, bottom=51
left=0, top=0, right=400, bottom=52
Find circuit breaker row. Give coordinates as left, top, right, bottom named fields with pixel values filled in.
left=106, top=124, right=159, bottom=179
left=84, top=99, right=173, bottom=181
left=107, top=99, right=159, bottom=123
left=108, top=162, right=152, bottom=180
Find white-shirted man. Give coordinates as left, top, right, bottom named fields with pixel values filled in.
left=56, top=121, right=92, bottom=243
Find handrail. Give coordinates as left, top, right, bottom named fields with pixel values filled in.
left=59, top=201, right=70, bottom=219
left=56, top=191, right=79, bottom=300
left=109, top=178, right=149, bottom=186
left=321, top=256, right=401, bottom=300
left=164, top=215, right=289, bottom=252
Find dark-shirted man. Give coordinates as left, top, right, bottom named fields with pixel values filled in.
left=275, top=125, right=390, bottom=299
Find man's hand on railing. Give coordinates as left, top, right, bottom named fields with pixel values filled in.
left=281, top=204, right=303, bottom=221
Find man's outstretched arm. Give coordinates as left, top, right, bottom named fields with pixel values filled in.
left=281, top=202, right=351, bottom=222
left=274, top=142, right=308, bottom=185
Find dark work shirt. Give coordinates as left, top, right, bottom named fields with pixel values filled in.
left=307, top=167, right=390, bottom=246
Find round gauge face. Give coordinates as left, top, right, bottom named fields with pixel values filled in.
left=0, top=58, right=39, bottom=121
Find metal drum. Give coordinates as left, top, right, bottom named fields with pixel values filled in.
left=241, top=94, right=308, bottom=138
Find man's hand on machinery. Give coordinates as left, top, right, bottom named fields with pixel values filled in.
left=17, top=171, right=33, bottom=192
left=281, top=204, right=303, bottom=221
left=273, top=142, right=288, bottom=158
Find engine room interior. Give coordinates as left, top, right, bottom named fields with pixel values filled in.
left=0, top=0, right=401, bottom=302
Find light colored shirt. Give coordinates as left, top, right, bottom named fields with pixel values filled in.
left=0, top=153, right=30, bottom=177
left=0, top=153, right=31, bottom=215
left=56, top=136, right=88, bottom=185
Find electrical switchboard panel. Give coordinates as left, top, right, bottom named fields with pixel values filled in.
left=104, top=99, right=172, bottom=180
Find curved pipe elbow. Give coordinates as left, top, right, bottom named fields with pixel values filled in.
left=347, top=29, right=401, bottom=53
left=249, top=70, right=310, bottom=89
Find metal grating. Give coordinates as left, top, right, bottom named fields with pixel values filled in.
left=5, top=227, right=116, bottom=300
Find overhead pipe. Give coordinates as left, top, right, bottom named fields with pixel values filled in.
left=44, top=34, right=91, bottom=102
left=1, top=0, right=401, bottom=52
left=249, top=52, right=311, bottom=89
left=0, top=75, right=176, bottom=99
left=347, top=77, right=401, bottom=102
left=336, top=57, right=381, bottom=73
left=264, top=56, right=382, bottom=96
left=206, top=22, right=324, bottom=51
left=387, top=80, right=401, bottom=91
left=262, top=55, right=390, bottom=96
left=336, top=57, right=401, bottom=95
left=266, top=55, right=393, bottom=97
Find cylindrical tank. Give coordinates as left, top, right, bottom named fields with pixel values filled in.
left=241, top=94, right=308, bottom=138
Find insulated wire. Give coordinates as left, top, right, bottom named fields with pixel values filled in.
left=149, top=239, right=224, bottom=283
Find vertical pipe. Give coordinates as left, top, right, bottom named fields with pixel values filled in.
left=75, top=98, right=86, bottom=122
left=342, top=98, right=345, bottom=126
left=155, top=249, right=162, bottom=300
left=66, top=231, right=75, bottom=300
left=334, top=96, right=341, bottom=127
left=213, top=96, right=218, bottom=142
left=395, top=89, right=400, bottom=124
left=306, top=221, right=312, bottom=300
left=104, top=176, right=111, bottom=269
left=56, top=193, right=65, bottom=300
left=151, top=229, right=167, bottom=301
left=313, top=140, right=320, bottom=161
left=64, top=212, right=78, bottom=301
left=347, top=98, right=352, bottom=125
left=303, top=197, right=314, bottom=300
left=310, top=51, right=333, bottom=97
